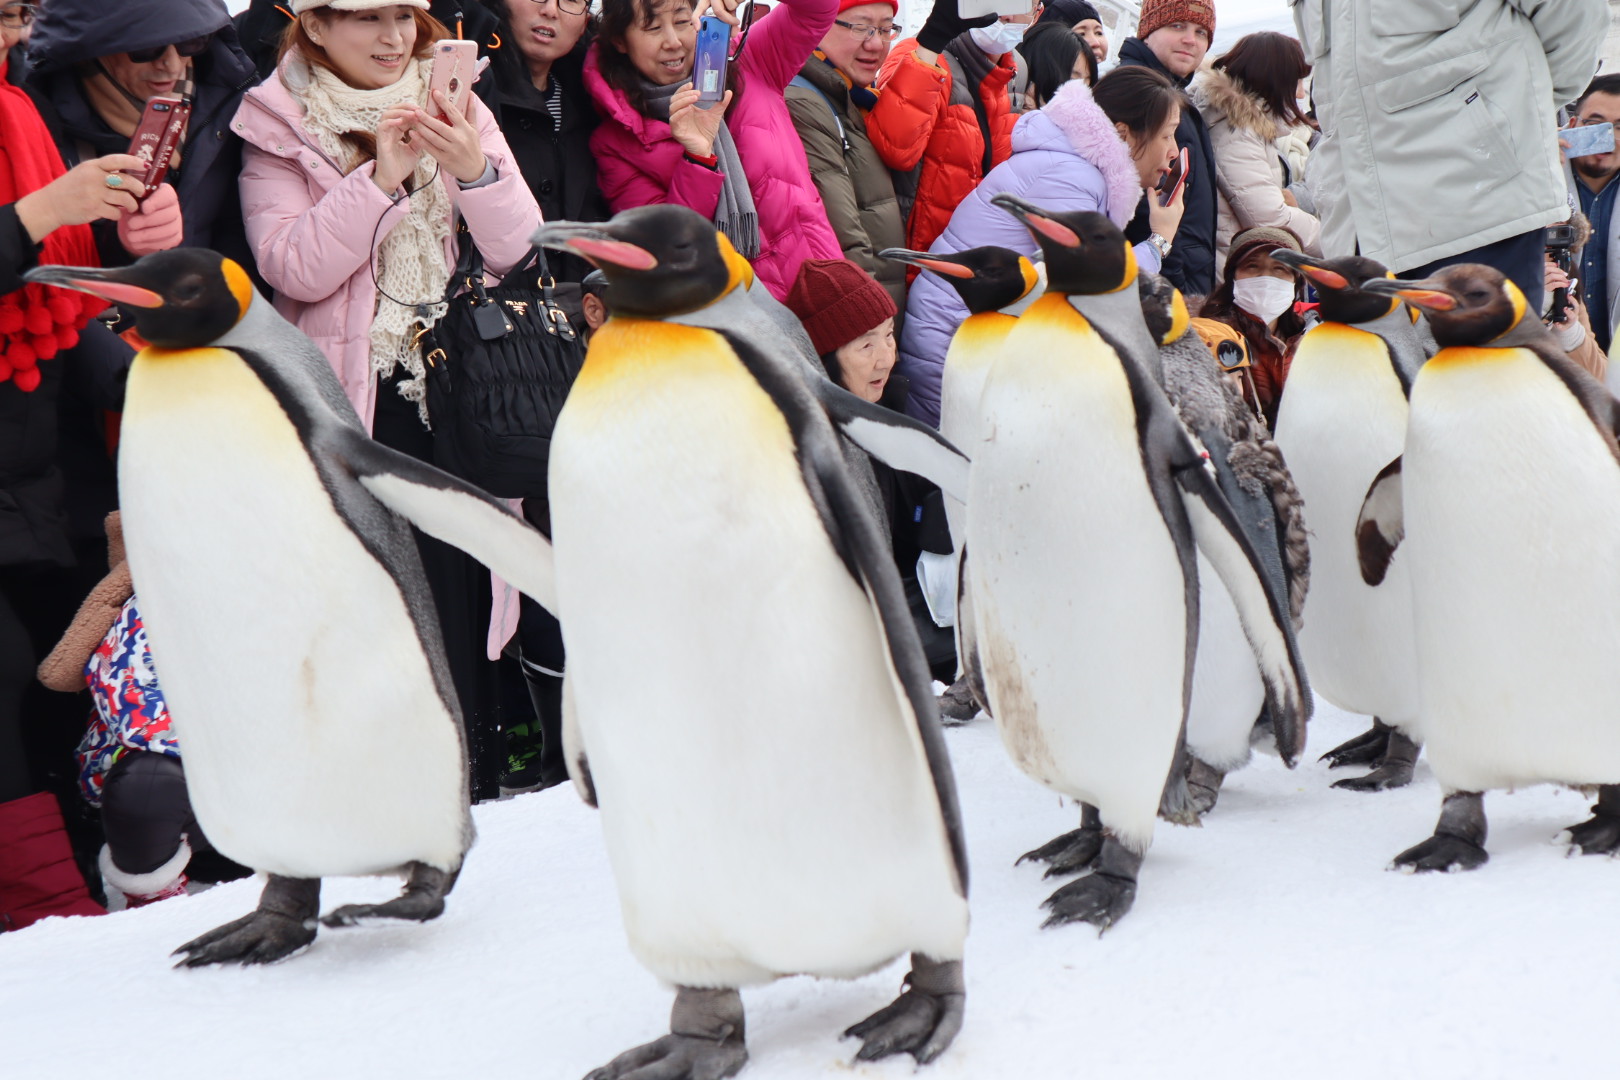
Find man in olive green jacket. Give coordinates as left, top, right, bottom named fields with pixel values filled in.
left=787, top=1, right=909, bottom=319
left=1294, top=0, right=1606, bottom=311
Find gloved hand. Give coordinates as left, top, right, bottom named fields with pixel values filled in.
left=116, top=182, right=184, bottom=256
left=917, top=0, right=999, bottom=54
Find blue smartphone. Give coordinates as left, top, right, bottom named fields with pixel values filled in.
left=1564, top=121, right=1615, bottom=159
left=694, top=16, right=730, bottom=105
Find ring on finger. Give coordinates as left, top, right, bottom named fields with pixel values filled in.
left=105, top=173, right=125, bottom=189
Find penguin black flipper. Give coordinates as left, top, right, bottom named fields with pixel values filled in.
left=718, top=327, right=970, bottom=898
left=1356, top=457, right=1405, bottom=587
left=809, top=379, right=971, bottom=503
left=329, top=427, right=560, bottom=613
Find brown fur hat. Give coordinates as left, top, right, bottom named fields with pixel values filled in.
left=37, top=513, right=134, bottom=692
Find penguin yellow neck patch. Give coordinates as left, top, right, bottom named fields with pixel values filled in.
left=716, top=234, right=753, bottom=299
left=576, top=318, right=739, bottom=390
left=1427, top=345, right=1524, bottom=369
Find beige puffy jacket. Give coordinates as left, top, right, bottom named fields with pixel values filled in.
left=1192, top=68, right=1323, bottom=269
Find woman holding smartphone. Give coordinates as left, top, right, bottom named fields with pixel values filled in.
left=233, top=0, right=540, bottom=799
left=585, top=0, right=843, bottom=298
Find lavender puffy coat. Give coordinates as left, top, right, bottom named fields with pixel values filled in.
left=233, top=54, right=542, bottom=431
left=897, top=80, right=1152, bottom=426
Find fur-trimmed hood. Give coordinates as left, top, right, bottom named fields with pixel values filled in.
left=1192, top=67, right=1282, bottom=141
left=1021, top=79, right=1142, bottom=228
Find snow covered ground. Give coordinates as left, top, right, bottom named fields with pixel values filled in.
left=6, top=699, right=1618, bottom=1079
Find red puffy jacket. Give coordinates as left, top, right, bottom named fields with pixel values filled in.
left=866, top=37, right=1016, bottom=254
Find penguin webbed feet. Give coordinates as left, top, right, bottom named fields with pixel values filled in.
left=172, top=874, right=320, bottom=967
left=1040, top=836, right=1142, bottom=934
left=936, top=675, right=982, bottom=724
left=1017, top=827, right=1104, bottom=878
left=585, top=987, right=748, bottom=1080
left=843, top=954, right=964, bottom=1066
left=321, top=862, right=457, bottom=927
left=1320, top=718, right=1393, bottom=768
left=1331, top=729, right=1420, bottom=793
left=1561, top=785, right=1620, bottom=857
left=1392, top=791, right=1488, bottom=873
left=1185, top=757, right=1226, bottom=819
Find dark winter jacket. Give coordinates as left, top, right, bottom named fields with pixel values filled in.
left=25, top=0, right=261, bottom=276
left=489, top=42, right=607, bottom=285
left=787, top=55, right=908, bottom=315
left=1117, top=37, right=1217, bottom=297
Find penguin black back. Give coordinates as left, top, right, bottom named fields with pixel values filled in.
left=1270, top=250, right=1400, bottom=326
left=533, top=205, right=736, bottom=319
left=990, top=195, right=1135, bottom=296
left=27, top=248, right=255, bottom=350
left=879, top=245, right=1039, bottom=314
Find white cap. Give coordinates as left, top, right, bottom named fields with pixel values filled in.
left=289, top=1, right=433, bottom=14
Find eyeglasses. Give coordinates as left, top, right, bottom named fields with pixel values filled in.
left=834, top=19, right=902, bottom=42
left=529, top=0, right=590, bottom=15
left=0, top=4, right=37, bottom=30
left=125, top=34, right=213, bottom=64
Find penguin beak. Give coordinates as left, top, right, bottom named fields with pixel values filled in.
left=1363, top=276, right=1458, bottom=312
left=530, top=222, right=658, bottom=272
left=990, top=194, right=1081, bottom=248
left=24, top=264, right=164, bottom=309
left=878, top=248, right=976, bottom=279
left=1268, top=249, right=1349, bottom=291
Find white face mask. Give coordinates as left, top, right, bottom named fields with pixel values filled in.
left=970, top=21, right=1027, bottom=56
left=1232, top=276, right=1296, bottom=324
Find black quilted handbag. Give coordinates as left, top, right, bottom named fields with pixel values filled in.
left=421, top=228, right=585, bottom=499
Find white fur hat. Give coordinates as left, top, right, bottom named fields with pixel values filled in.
left=290, top=0, right=432, bottom=14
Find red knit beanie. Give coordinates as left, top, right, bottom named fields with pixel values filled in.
left=1137, top=0, right=1215, bottom=41
left=785, top=259, right=898, bottom=356
left=837, top=0, right=897, bottom=14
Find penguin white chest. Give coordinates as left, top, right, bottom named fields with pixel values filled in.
left=1404, top=349, right=1620, bottom=791
left=1273, top=325, right=1419, bottom=724
left=116, top=350, right=467, bottom=878
left=547, top=319, right=965, bottom=988
left=967, top=301, right=1187, bottom=850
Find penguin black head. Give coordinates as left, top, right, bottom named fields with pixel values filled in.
left=879, top=245, right=1039, bottom=315
left=25, top=248, right=256, bottom=350
left=1362, top=264, right=1527, bottom=348
left=989, top=195, right=1135, bottom=296
left=1137, top=274, right=1192, bottom=345
left=1269, top=250, right=1401, bottom=325
left=531, top=205, right=740, bottom=319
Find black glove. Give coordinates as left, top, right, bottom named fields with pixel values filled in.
left=916, top=0, right=998, bottom=54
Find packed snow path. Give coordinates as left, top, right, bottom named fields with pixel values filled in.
left=6, top=700, right=1617, bottom=1078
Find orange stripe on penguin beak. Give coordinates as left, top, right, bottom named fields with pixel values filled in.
left=1299, top=266, right=1349, bottom=290
left=566, top=237, right=659, bottom=272
left=1025, top=214, right=1081, bottom=248
left=912, top=258, right=975, bottom=280
left=61, top=278, right=164, bottom=308
left=1395, top=289, right=1457, bottom=311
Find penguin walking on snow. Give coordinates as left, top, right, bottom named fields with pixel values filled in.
left=1358, top=265, right=1620, bottom=870
left=966, top=196, right=1309, bottom=931
left=27, top=251, right=560, bottom=965
left=880, top=245, right=1044, bottom=723
left=532, top=205, right=974, bottom=1079
left=1139, top=275, right=1310, bottom=815
left=1270, top=250, right=1430, bottom=791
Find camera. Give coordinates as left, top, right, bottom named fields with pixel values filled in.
left=1545, top=223, right=1577, bottom=325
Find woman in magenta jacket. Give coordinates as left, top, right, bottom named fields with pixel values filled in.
left=584, top=0, right=842, bottom=299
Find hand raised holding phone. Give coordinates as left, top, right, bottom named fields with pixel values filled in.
left=670, top=81, right=733, bottom=159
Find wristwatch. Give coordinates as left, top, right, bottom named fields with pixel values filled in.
left=1147, top=233, right=1173, bottom=260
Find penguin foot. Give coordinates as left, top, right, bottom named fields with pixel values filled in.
left=937, top=676, right=982, bottom=724
left=322, top=862, right=457, bottom=927
left=586, top=987, right=747, bottom=1080
left=1320, top=719, right=1392, bottom=768
left=1186, top=758, right=1226, bottom=817
left=1562, top=787, right=1620, bottom=856
left=1016, top=828, right=1103, bottom=877
left=844, top=954, right=964, bottom=1065
left=1041, top=872, right=1137, bottom=933
left=582, top=1034, right=748, bottom=1080
left=172, top=875, right=319, bottom=967
left=1391, top=835, right=1488, bottom=873
left=1333, top=730, right=1419, bottom=792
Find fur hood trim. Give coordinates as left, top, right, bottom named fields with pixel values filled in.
left=1040, top=80, right=1142, bottom=229
left=1192, top=67, right=1282, bottom=140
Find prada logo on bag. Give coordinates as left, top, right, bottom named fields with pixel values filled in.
left=505, top=300, right=530, bottom=317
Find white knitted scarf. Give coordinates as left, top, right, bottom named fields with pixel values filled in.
left=299, top=58, right=451, bottom=424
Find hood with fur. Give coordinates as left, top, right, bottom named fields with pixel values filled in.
left=1026, top=79, right=1141, bottom=229
left=1192, top=66, right=1282, bottom=141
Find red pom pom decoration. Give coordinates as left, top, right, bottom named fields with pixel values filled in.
left=0, top=305, right=22, bottom=335
left=47, top=295, right=80, bottom=323
left=13, top=366, right=41, bottom=392
left=6, top=341, right=37, bottom=369
left=23, top=304, right=52, bottom=336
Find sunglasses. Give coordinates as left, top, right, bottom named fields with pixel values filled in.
left=126, top=34, right=213, bottom=64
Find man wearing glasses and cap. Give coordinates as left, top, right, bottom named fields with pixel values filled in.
left=23, top=0, right=261, bottom=275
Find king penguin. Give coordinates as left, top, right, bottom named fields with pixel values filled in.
left=1270, top=250, right=1429, bottom=791
left=880, top=244, right=1044, bottom=722
left=531, top=205, right=975, bottom=1078
left=1140, top=275, right=1310, bottom=815
left=1357, top=265, right=1620, bottom=870
left=964, top=197, right=1309, bottom=931
left=26, top=250, right=560, bottom=965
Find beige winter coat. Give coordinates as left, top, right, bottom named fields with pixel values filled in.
left=1192, top=68, right=1322, bottom=269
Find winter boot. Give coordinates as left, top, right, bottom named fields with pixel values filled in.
left=502, top=653, right=568, bottom=796
left=99, top=839, right=190, bottom=910
left=0, top=791, right=107, bottom=930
